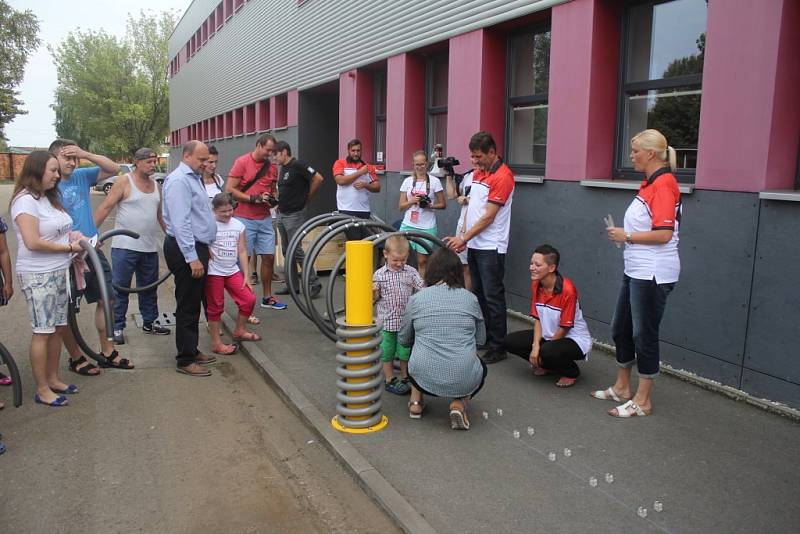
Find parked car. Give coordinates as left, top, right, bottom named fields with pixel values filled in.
left=153, top=172, right=167, bottom=185
left=94, top=164, right=134, bottom=194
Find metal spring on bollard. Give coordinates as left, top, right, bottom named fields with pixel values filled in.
left=331, top=318, right=389, bottom=433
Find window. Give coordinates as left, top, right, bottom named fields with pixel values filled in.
left=506, top=25, right=550, bottom=172
left=617, top=0, right=707, bottom=179
left=374, top=70, right=387, bottom=163
left=426, top=54, right=448, bottom=155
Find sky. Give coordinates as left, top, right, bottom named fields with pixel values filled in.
left=5, top=0, right=193, bottom=148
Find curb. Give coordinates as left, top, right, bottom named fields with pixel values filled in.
left=221, top=312, right=438, bottom=534
left=506, top=309, right=800, bottom=422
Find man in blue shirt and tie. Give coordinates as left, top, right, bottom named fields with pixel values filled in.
left=162, top=141, right=218, bottom=376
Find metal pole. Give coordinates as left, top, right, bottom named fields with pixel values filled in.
left=331, top=240, right=388, bottom=433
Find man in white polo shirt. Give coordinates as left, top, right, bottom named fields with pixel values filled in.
left=332, top=138, right=380, bottom=241
left=445, top=131, right=515, bottom=364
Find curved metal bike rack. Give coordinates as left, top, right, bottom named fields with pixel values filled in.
left=0, top=341, right=22, bottom=407
left=323, top=230, right=446, bottom=334
left=68, top=228, right=174, bottom=364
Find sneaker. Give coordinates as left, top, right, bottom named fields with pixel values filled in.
left=479, top=348, right=507, bottom=364
left=143, top=323, right=171, bottom=335
left=261, top=296, right=287, bottom=310
left=112, top=330, right=125, bottom=345
left=250, top=272, right=259, bottom=286
left=274, top=285, right=298, bottom=295
left=385, top=377, right=411, bottom=395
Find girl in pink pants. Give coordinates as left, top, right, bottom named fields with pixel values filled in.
left=205, top=193, right=259, bottom=355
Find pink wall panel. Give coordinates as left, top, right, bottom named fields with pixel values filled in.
left=270, top=94, right=287, bottom=129
left=546, top=0, right=620, bottom=181
left=447, top=29, right=506, bottom=174
left=696, top=0, right=800, bottom=191
left=338, top=70, right=374, bottom=161
left=256, top=100, right=270, bottom=131
left=386, top=53, right=425, bottom=171
left=287, top=89, right=299, bottom=127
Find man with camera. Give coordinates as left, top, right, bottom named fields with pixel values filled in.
left=444, top=131, right=515, bottom=364
left=271, top=141, right=324, bottom=297
left=332, top=138, right=380, bottom=241
left=225, top=133, right=286, bottom=310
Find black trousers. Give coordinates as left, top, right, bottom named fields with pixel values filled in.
left=339, top=210, right=372, bottom=241
left=468, top=248, right=507, bottom=350
left=504, top=329, right=585, bottom=378
left=164, top=235, right=209, bottom=367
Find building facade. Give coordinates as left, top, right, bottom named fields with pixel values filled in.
left=168, top=0, right=800, bottom=408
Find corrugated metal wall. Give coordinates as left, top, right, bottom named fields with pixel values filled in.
left=169, top=0, right=567, bottom=128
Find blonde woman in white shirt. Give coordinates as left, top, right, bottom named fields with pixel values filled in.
left=398, top=151, right=446, bottom=277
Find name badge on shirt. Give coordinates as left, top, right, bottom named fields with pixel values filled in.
left=410, top=209, right=420, bottom=224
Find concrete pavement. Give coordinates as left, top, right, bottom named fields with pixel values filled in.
left=223, top=281, right=800, bottom=534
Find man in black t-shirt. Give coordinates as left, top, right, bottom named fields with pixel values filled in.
left=273, top=141, right=324, bottom=297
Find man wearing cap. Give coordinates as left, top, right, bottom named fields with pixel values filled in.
left=95, top=148, right=170, bottom=345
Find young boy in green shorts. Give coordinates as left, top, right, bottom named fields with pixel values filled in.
left=373, top=235, right=424, bottom=395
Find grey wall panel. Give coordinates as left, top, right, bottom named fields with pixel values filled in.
left=170, top=0, right=568, bottom=128
left=741, top=368, right=800, bottom=408
left=660, top=342, right=743, bottom=388
left=744, top=199, right=800, bottom=383
left=298, top=90, right=338, bottom=216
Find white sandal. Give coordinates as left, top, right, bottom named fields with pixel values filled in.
left=608, top=400, right=651, bottom=418
left=590, top=387, right=630, bottom=403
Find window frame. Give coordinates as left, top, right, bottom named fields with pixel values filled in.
left=425, top=52, right=449, bottom=155
left=504, top=22, right=551, bottom=176
left=614, top=0, right=705, bottom=183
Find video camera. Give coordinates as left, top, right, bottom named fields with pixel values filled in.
left=435, top=156, right=460, bottom=178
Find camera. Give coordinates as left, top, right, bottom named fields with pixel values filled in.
left=265, top=193, right=278, bottom=208
left=436, top=156, right=460, bottom=177
left=417, top=194, right=432, bottom=209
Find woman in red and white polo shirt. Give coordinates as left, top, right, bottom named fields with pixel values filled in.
left=505, top=244, right=592, bottom=387
left=594, top=129, right=681, bottom=418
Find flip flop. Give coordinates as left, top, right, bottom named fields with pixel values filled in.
left=590, top=387, right=630, bottom=403
left=212, top=343, right=238, bottom=355
left=556, top=377, right=577, bottom=388
left=608, top=400, right=651, bottom=418
left=233, top=331, right=262, bottom=342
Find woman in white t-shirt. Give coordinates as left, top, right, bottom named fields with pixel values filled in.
left=398, top=151, right=446, bottom=276
left=205, top=193, right=259, bottom=355
left=10, top=151, right=84, bottom=407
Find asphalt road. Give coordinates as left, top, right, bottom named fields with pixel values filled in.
left=0, top=185, right=399, bottom=534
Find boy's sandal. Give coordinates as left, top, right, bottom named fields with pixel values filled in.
left=68, top=355, right=101, bottom=376
left=102, top=350, right=134, bottom=370
left=608, top=400, right=651, bottom=418
left=408, top=400, right=425, bottom=419
left=556, top=377, right=577, bottom=388
left=212, top=343, right=238, bottom=355
left=246, top=315, right=261, bottom=325
left=233, top=331, right=262, bottom=342
left=590, top=387, right=630, bottom=403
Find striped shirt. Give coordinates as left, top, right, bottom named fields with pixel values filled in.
left=373, top=264, right=424, bottom=332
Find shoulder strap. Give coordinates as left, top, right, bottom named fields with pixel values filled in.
left=240, top=160, right=271, bottom=193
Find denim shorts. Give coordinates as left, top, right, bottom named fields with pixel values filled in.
left=18, top=268, right=69, bottom=334
left=237, top=216, right=275, bottom=255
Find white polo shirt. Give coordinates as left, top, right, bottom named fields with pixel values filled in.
left=332, top=159, right=377, bottom=213
left=465, top=160, right=515, bottom=253
left=623, top=167, right=681, bottom=284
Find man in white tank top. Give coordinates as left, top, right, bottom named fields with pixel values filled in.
left=95, top=148, right=169, bottom=343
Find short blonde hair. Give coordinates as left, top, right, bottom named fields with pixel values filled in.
left=385, top=234, right=410, bottom=255
left=631, top=129, right=677, bottom=172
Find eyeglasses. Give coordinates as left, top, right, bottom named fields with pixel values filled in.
left=413, top=162, right=427, bottom=166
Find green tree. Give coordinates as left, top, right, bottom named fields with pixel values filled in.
left=51, top=10, right=176, bottom=159
left=0, top=1, right=40, bottom=142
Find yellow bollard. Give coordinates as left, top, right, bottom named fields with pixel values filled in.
left=331, top=240, right=389, bottom=433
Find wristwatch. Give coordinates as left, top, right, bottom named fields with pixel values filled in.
left=625, top=232, right=633, bottom=244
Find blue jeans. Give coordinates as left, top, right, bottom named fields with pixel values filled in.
left=611, top=275, right=675, bottom=377
left=111, top=248, right=159, bottom=330
left=467, top=248, right=507, bottom=350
